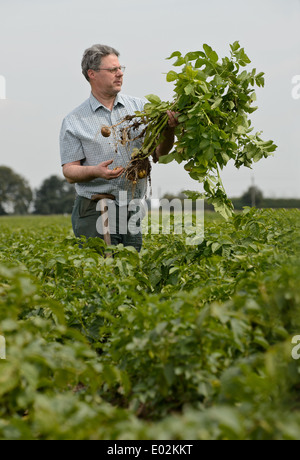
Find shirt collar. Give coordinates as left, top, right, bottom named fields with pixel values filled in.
left=89, top=92, right=125, bottom=112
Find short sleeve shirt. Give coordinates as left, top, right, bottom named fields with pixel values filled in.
left=59, top=92, right=148, bottom=204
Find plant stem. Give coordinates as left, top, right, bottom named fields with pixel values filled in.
left=139, top=113, right=170, bottom=159
left=216, top=164, right=225, bottom=192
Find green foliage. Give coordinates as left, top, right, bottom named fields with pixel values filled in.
left=133, top=42, right=277, bottom=218
left=0, top=209, right=299, bottom=439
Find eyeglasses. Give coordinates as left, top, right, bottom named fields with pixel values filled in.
left=97, top=66, right=125, bottom=74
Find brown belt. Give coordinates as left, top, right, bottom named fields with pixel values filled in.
left=91, top=193, right=116, bottom=202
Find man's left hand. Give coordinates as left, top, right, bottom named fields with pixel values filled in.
left=166, top=110, right=179, bottom=128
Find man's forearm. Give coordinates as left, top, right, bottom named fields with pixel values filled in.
left=63, top=160, right=124, bottom=183
left=63, top=164, right=99, bottom=184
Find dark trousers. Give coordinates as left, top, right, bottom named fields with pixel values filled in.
left=71, top=195, right=143, bottom=252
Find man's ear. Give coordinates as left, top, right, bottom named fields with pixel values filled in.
left=87, top=69, right=95, bottom=81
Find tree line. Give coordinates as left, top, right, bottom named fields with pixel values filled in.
left=161, top=186, right=300, bottom=211
left=0, top=165, right=299, bottom=215
left=0, top=166, right=75, bottom=215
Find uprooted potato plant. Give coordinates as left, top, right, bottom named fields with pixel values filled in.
left=100, top=41, right=277, bottom=218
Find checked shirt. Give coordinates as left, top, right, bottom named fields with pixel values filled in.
left=59, top=92, right=148, bottom=205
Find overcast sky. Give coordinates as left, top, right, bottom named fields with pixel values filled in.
left=0, top=0, right=299, bottom=199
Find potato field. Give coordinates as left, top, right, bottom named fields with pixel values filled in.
left=0, top=208, right=300, bottom=440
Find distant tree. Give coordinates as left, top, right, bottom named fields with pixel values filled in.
left=241, top=186, right=264, bottom=207
left=0, top=166, right=32, bottom=215
left=161, top=192, right=187, bottom=202
left=33, top=175, right=75, bottom=214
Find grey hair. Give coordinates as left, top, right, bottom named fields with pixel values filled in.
left=81, top=44, right=120, bottom=81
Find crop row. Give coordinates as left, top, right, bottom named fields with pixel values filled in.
left=0, top=208, right=299, bottom=439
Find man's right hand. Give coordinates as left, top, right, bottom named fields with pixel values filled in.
left=96, top=159, right=124, bottom=180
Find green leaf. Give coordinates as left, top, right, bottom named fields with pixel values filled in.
left=255, top=72, right=265, bottom=87
left=184, top=83, right=194, bottom=95
left=166, top=51, right=182, bottom=60
left=203, top=44, right=218, bottom=63
left=211, top=242, right=221, bottom=253
left=158, top=152, right=176, bottom=164
left=145, top=94, right=161, bottom=104
left=184, top=51, right=203, bottom=61
left=203, top=43, right=212, bottom=56
left=166, top=70, right=178, bottom=82
left=195, top=58, right=207, bottom=68
left=173, top=56, right=186, bottom=66
left=230, top=41, right=240, bottom=52
left=204, top=145, right=215, bottom=160
left=211, top=97, right=222, bottom=109
left=199, top=139, right=211, bottom=149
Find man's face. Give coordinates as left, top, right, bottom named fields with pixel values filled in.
left=89, top=54, right=124, bottom=97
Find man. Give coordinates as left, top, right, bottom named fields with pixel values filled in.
left=60, top=44, right=177, bottom=251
